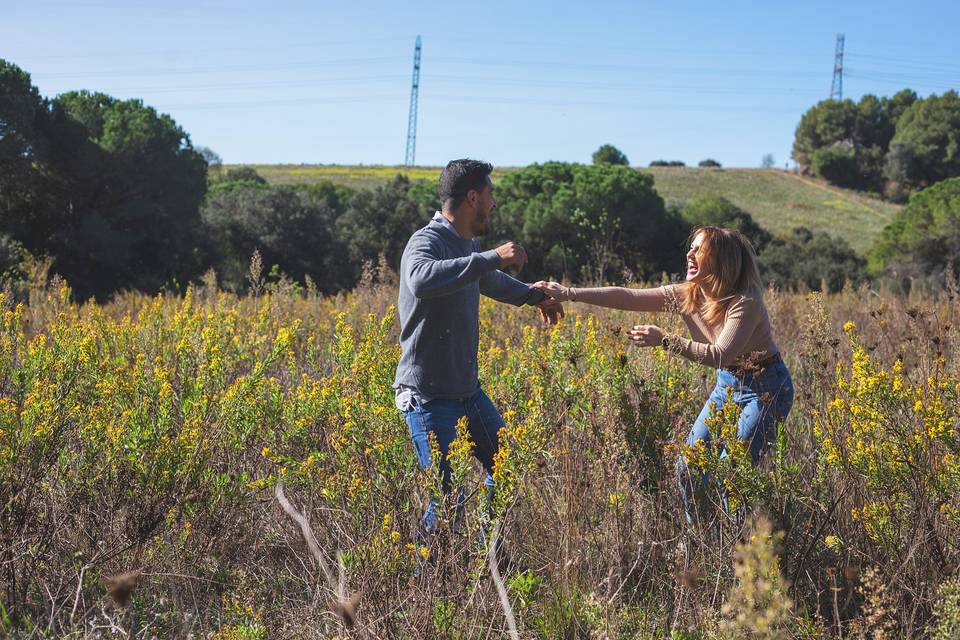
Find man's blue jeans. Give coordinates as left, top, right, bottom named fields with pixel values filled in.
left=402, top=389, right=504, bottom=534
left=677, top=361, right=794, bottom=524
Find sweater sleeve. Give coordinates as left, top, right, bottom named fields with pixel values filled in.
left=404, top=233, right=501, bottom=299
left=667, top=296, right=760, bottom=368
left=479, top=269, right=545, bottom=306
left=570, top=284, right=676, bottom=313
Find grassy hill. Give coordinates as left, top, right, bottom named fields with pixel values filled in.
left=225, top=164, right=901, bottom=254
left=643, top=168, right=900, bottom=254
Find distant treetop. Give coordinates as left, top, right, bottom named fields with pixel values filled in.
left=592, top=144, right=629, bottom=166
left=649, top=160, right=686, bottom=167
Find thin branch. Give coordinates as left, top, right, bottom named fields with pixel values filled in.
left=274, top=482, right=337, bottom=590
left=487, top=520, right=519, bottom=640
left=274, top=482, right=360, bottom=630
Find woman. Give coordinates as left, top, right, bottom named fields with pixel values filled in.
left=534, top=226, right=794, bottom=523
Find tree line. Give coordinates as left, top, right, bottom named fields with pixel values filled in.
left=793, top=89, right=960, bottom=201
left=1, top=58, right=955, bottom=300
left=792, top=89, right=960, bottom=287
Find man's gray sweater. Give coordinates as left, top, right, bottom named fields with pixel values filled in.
left=393, top=213, right=544, bottom=400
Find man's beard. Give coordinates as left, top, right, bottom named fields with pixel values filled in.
left=473, top=208, right=491, bottom=236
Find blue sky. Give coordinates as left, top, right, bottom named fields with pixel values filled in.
left=4, top=0, right=959, bottom=168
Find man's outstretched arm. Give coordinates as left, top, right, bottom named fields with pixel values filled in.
left=479, top=268, right=545, bottom=306
left=481, top=270, right=565, bottom=324
left=406, top=235, right=530, bottom=299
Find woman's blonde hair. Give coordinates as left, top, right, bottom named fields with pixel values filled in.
left=678, top=226, right=763, bottom=325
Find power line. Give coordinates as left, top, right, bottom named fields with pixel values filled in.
left=428, top=56, right=827, bottom=78
left=427, top=96, right=802, bottom=113
left=28, top=56, right=406, bottom=79
left=103, top=75, right=406, bottom=95
left=153, top=94, right=405, bottom=111
left=26, top=55, right=828, bottom=81
left=154, top=93, right=801, bottom=114
left=845, top=67, right=960, bottom=84
left=845, top=71, right=958, bottom=92
left=425, top=74, right=820, bottom=96
left=8, top=35, right=836, bottom=66
left=102, top=73, right=822, bottom=98
left=9, top=36, right=408, bottom=62
left=846, top=52, right=960, bottom=72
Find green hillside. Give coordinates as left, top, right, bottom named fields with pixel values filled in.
left=223, top=164, right=901, bottom=253
left=642, top=167, right=900, bottom=253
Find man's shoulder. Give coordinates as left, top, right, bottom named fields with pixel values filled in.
left=407, top=220, right=454, bottom=249
left=405, top=222, right=441, bottom=246
left=414, top=219, right=447, bottom=239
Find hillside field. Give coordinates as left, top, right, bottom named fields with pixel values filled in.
left=225, top=164, right=902, bottom=254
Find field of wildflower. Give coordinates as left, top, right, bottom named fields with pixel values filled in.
left=1, top=268, right=959, bottom=638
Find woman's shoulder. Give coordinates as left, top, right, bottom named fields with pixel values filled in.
left=725, top=288, right=768, bottom=318
left=659, top=283, right=685, bottom=312
left=735, top=285, right=765, bottom=304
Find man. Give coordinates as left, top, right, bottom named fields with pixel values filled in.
left=394, top=159, right=562, bottom=546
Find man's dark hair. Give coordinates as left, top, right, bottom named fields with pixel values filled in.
left=438, top=159, right=493, bottom=210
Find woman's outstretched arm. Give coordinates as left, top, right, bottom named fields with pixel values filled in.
left=533, top=281, right=675, bottom=313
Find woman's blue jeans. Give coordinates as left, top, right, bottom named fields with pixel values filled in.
left=677, top=361, right=794, bottom=524
left=402, top=389, right=503, bottom=535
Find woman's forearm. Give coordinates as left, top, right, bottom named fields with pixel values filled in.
left=569, top=286, right=669, bottom=313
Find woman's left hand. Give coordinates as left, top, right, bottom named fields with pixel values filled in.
left=532, top=280, right=570, bottom=301
left=628, top=324, right=664, bottom=347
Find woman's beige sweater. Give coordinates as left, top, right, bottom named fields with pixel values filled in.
left=576, top=284, right=780, bottom=369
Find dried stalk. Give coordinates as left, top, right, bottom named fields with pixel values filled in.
left=274, top=482, right=360, bottom=629
left=487, top=520, right=519, bottom=640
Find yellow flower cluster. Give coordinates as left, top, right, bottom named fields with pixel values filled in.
left=817, top=323, right=959, bottom=550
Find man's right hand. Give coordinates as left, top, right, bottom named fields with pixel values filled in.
left=531, top=280, right=570, bottom=301
left=495, top=242, right=528, bottom=271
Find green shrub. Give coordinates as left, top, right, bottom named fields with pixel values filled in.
left=202, top=184, right=350, bottom=293
left=930, top=578, right=960, bottom=640
left=885, top=90, right=960, bottom=196
left=650, top=160, right=686, bottom=167
left=811, top=145, right=860, bottom=188
left=592, top=144, right=629, bottom=166
left=760, top=227, right=866, bottom=292
left=493, top=162, right=686, bottom=282
left=869, top=176, right=960, bottom=282
left=336, top=174, right=436, bottom=279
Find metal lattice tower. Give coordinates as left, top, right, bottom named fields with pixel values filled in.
left=404, top=36, right=422, bottom=166
left=830, top=33, right=845, bottom=100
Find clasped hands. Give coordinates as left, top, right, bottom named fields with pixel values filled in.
left=532, top=280, right=666, bottom=347
left=495, top=241, right=565, bottom=326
